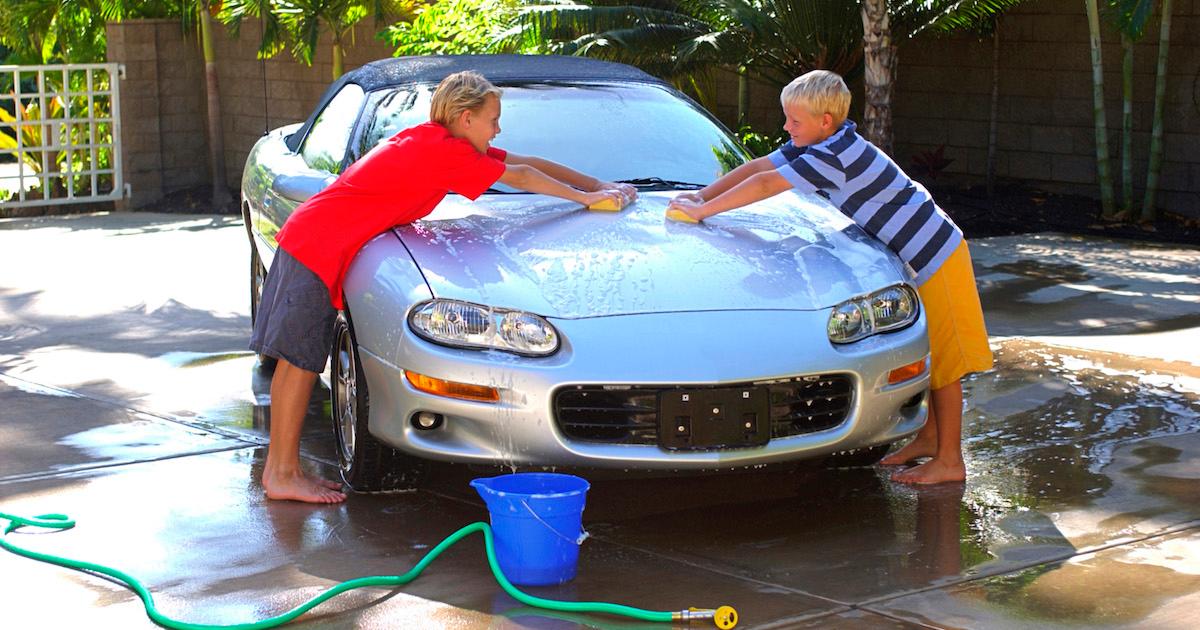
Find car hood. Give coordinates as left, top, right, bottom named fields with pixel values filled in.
left=393, top=191, right=910, bottom=319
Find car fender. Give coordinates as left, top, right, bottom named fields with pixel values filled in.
left=341, top=231, right=433, bottom=368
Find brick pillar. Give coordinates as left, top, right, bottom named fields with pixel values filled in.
left=106, top=20, right=165, bottom=209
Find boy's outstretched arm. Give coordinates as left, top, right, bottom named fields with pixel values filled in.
left=668, top=170, right=792, bottom=221
left=675, top=156, right=776, bottom=204
left=505, top=153, right=636, bottom=200
left=498, top=163, right=621, bottom=208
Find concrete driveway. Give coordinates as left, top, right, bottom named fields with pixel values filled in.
left=1, top=212, right=1198, bottom=629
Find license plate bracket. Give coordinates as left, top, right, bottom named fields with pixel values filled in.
left=658, top=386, right=770, bottom=450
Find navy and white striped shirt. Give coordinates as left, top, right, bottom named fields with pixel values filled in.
left=768, top=120, right=962, bottom=285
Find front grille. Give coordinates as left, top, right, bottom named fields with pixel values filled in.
left=554, top=375, right=854, bottom=445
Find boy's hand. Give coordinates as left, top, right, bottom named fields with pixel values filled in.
left=596, top=181, right=638, bottom=203
left=665, top=198, right=704, bottom=223
left=672, top=191, right=704, bottom=205
left=580, top=189, right=626, bottom=211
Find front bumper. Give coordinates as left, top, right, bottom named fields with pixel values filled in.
left=360, top=309, right=929, bottom=470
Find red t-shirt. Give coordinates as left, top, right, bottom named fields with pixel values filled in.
left=277, top=122, right=507, bottom=309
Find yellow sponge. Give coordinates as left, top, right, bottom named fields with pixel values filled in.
left=587, top=196, right=629, bottom=212
left=665, top=208, right=700, bottom=224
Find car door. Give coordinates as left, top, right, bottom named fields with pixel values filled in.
left=259, top=83, right=366, bottom=252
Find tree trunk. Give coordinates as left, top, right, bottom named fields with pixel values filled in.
left=200, top=6, right=232, bottom=210
left=861, top=0, right=895, bottom=154
left=1083, top=0, right=1115, bottom=217
left=737, top=66, right=749, bottom=129
left=1142, top=0, right=1173, bottom=222
left=1120, top=33, right=1133, bottom=217
left=332, top=39, right=345, bottom=80
left=986, top=18, right=1001, bottom=198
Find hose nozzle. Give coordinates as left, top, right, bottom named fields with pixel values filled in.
left=674, top=605, right=738, bottom=628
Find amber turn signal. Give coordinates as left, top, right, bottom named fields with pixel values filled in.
left=405, top=370, right=500, bottom=403
left=887, top=358, right=928, bottom=384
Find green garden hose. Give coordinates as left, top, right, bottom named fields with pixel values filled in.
left=1, top=511, right=737, bottom=629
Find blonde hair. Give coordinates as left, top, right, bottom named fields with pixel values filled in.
left=780, top=70, right=851, bottom=126
left=430, top=71, right=501, bottom=126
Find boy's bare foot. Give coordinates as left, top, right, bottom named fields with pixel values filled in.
left=880, top=438, right=938, bottom=466
left=317, top=478, right=344, bottom=490
left=891, top=457, right=966, bottom=485
left=263, top=470, right=347, bottom=503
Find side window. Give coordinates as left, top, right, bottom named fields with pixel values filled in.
left=357, top=88, right=428, bottom=158
left=301, top=84, right=365, bottom=174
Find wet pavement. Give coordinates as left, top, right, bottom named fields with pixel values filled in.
left=1, top=213, right=1198, bottom=628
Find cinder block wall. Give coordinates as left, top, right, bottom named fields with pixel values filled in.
left=892, top=0, right=1198, bottom=216
left=718, top=0, right=1197, bottom=217
left=106, top=19, right=207, bottom=208
left=106, top=18, right=393, bottom=207
left=108, top=0, right=1197, bottom=215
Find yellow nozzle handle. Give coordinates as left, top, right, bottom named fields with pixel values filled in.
left=714, top=606, right=738, bottom=629
left=674, top=606, right=738, bottom=628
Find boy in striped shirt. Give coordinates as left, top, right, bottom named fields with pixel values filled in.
left=667, top=70, right=993, bottom=484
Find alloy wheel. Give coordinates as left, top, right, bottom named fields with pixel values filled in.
left=334, top=326, right=357, bottom=468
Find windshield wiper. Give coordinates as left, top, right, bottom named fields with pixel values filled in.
left=616, top=177, right=705, bottom=190
left=483, top=187, right=532, bottom=194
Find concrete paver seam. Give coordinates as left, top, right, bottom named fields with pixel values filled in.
left=0, top=369, right=267, bottom=446
left=746, top=606, right=853, bottom=629
left=0, top=444, right=262, bottom=486
left=751, top=606, right=946, bottom=630
left=579, top=535, right=850, bottom=608
left=854, top=518, right=1200, bottom=610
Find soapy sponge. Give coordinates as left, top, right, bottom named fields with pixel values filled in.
left=587, top=196, right=630, bottom=212
left=665, top=208, right=700, bottom=224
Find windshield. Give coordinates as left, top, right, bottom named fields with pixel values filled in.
left=357, top=83, right=750, bottom=190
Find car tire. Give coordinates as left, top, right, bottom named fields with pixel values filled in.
left=822, top=443, right=892, bottom=468
left=331, top=310, right=426, bottom=492
left=249, top=244, right=278, bottom=372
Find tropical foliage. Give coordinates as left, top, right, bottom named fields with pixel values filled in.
left=383, top=0, right=521, bottom=56
left=0, top=71, right=116, bottom=199
left=500, top=0, right=1025, bottom=148
left=222, top=0, right=413, bottom=78
left=0, top=0, right=117, bottom=64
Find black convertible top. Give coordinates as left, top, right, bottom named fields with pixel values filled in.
left=286, top=55, right=664, bottom=152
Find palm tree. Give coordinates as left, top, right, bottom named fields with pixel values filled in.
left=1083, top=0, right=1116, bottom=217
left=223, top=0, right=409, bottom=79
left=862, top=0, right=1028, bottom=153
left=1141, top=0, right=1173, bottom=222
left=0, top=0, right=245, bottom=210
left=197, top=3, right=233, bottom=209
left=0, top=0, right=132, bottom=64
left=501, top=0, right=863, bottom=122
left=1107, top=0, right=1154, bottom=219
left=860, top=0, right=893, bottom=153
left=507, top=0, right=1023, bottom=151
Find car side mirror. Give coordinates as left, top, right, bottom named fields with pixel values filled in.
left=273, top=173, right=336, bottom=203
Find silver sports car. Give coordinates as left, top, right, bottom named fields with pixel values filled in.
left=241, top=55, right=930, bottom=491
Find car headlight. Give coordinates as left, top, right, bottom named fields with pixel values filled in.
left=409, top=299, right=560, bottom=356
left=827, top=284, right=919, bottom=344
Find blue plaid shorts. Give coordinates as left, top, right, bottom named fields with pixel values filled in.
left=248, top=248, right=337, bottom=373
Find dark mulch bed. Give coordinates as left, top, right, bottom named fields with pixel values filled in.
left=138, top=186, right=240, bottom=215
left=930, top=181, right=1200, bottom=246
left=1, top=185, right=240, bottom=218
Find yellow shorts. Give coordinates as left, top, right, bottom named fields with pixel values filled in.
left=917, top=240, right=994, bottom=390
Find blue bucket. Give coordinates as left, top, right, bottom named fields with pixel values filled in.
left=470, top=472, right=590, bottom=586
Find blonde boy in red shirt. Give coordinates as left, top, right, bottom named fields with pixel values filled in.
left=251, top=71, right=633, bottom=503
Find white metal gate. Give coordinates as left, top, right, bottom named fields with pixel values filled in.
left=0, top=63, right=128, bottom=209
